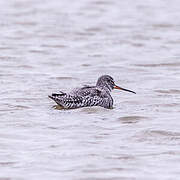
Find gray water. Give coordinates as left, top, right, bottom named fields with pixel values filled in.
left=1, top=0, right=180, bottom=179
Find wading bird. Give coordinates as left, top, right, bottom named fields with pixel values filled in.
left=49, top=75, right=136, bottom=109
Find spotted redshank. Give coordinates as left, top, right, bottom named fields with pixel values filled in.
left=49, top=75, right=136, bottom=109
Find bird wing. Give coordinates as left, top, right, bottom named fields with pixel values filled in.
left=49, top=86, right=112, bottom=109
left=71, top=86, right=112, bottom=108
left=72, top=86, right=104, bottom=98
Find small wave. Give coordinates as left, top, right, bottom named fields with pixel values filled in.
left=134, top=62, right=180, bottom=67
left=117, top=116, right=148, bottom=124
left=51, top=76, right=79, bottom=80
left=41, top=44, right=67, bottom=48
left=0, top=162, right=16, bottom=167
left=155, top=89, right=180, bottom=94
left=133, top=130, right=180, bottom=143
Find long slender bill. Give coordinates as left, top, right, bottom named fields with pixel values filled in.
left=114, top=85, right=136, bottom=94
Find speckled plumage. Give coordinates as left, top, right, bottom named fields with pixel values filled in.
left=49, top=75, right=135, bottom=109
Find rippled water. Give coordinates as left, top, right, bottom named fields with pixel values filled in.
left=1, top=0, right=180, bottom=179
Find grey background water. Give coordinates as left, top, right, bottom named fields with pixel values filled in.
left=0, top=0, right=180, bottom=179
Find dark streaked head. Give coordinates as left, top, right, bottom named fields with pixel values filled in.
left=96, top=75, right=115, bottom=91
left=96, top=75, right=136, bottom=94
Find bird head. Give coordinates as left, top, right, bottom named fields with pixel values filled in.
left=96, top=75, right=136, bottom=94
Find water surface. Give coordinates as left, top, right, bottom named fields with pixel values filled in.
left=1, top=0, right=180, bottom=179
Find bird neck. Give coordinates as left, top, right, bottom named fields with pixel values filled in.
left=97, top=84, right=112, bottom=93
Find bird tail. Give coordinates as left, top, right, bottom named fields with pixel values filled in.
left=48, top=92, right=66, bottom=107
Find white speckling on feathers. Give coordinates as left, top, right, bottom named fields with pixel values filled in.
left=49, top=85, right=113, bottom=109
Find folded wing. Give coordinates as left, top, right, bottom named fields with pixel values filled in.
left=49, top=86, right=112, bottom=109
